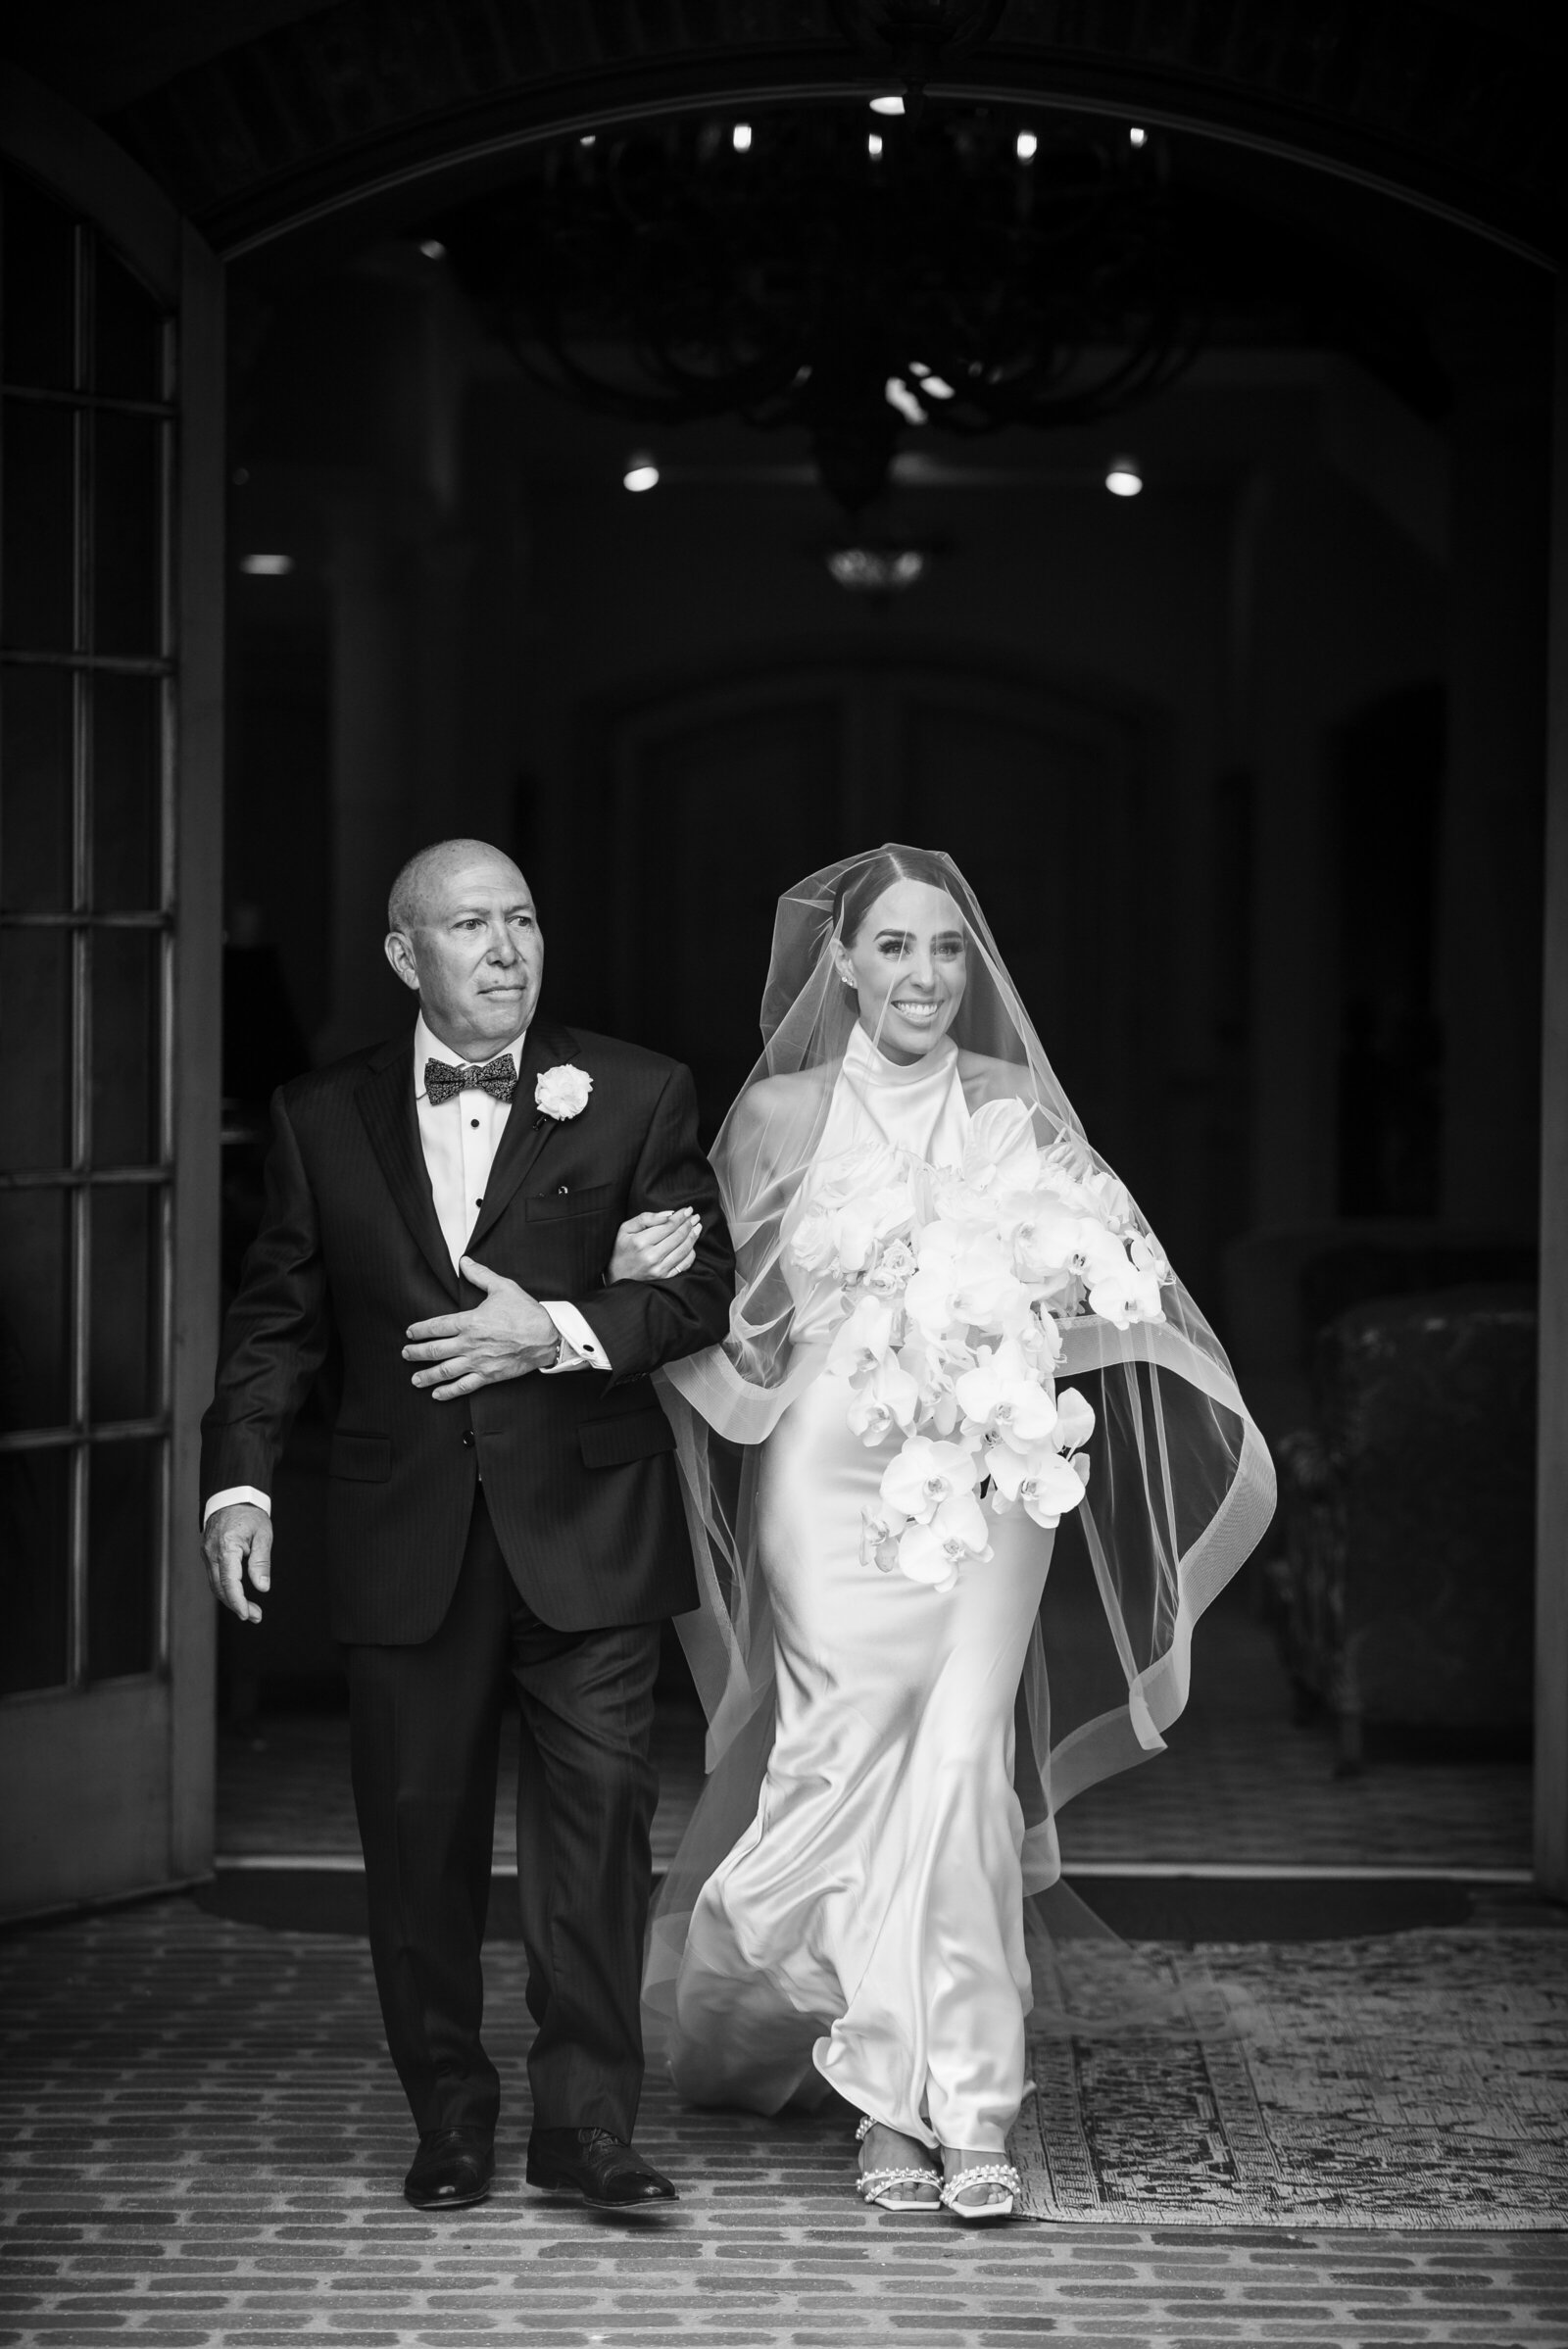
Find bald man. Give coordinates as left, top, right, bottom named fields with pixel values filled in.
left=200, top=841, right=734, bottom=2211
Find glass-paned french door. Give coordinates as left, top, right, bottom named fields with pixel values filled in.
left=0, top=160, right=174, bottom=1699
left=0, top=60, right=222, bottom=1922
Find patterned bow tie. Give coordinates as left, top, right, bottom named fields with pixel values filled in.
left=424, top=1052, right=516, bottom=1106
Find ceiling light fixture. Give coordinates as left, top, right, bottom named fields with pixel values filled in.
left=869, top=94, right=906, bottom=116
left=418, top=239, right=446, bottom=260
left=1104, top=457, right=1144, bottom=497
left=623, top=452, right=660, bottom=492
left=239, top=553, right=293, bottom=575
left=826, top=544, right=930, bottom=594
left=441, top=110, right=1196, bottom=519
left=1129, top=125, right=1148, bottom=147
left=1015, top=130, right=1038, bottom=162
left=733, top=122, right=753, bottom=152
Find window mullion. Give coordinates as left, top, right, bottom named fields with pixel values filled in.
left=67, top=221, right=94, bottom=1690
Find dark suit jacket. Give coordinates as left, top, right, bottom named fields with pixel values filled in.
left=200, top=1013, right=734, bottom=1643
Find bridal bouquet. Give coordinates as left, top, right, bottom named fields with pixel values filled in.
left=792, top=1098, right=1171, bottom=1592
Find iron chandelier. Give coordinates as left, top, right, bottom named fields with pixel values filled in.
left=436, top=106, right=1200, bottom=518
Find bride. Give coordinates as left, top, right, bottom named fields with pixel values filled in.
left=641, top=846, right=1274, bottom=2222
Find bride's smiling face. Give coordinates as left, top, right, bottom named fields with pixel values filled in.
left=835, top=879, right=968, bottom=1064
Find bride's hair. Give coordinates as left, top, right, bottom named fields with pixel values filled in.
left=831, top=845, right=955, bottom=949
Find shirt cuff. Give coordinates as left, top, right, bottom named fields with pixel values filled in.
left=541, top=1299, right=611, bottom=1374
left=204, top=1486, right=271, bottom=1525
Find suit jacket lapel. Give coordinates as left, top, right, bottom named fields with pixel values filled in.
left=355, top=1031, right=462, bottom=1302
left=466, top=1016, right=579, bottom=1258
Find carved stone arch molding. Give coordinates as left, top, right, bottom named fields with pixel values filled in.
left=45, top=0, right=1563, bottom=265
left=594, top=649, right=1166, bottom=1179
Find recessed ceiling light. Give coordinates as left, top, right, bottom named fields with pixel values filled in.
left=867, top=131, right=884, bottom=158
left=1129, top=124, right=1148, bottom=147
left=1016, top=130, right=1038, bottom=162
left=870, top=95, right=905, bottom=117
left=417, top=239, right=446, bottom=261
left=732, top=122, right=753, bottom=152
left=826, top=545, right=929, bottom=594
left=623, top=452, right=660, bottom=492
left=239, top=553, right=293, bottom=575
left=1104, top=459, right=1144, bottom=497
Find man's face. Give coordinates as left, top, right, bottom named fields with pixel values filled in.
left=386, top=852, right=544, bottom=1058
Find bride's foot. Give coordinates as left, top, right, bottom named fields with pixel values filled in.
left=856, top=2117, right=942, bottom=2212
left=939, top=2144, right=1020, bottom=2223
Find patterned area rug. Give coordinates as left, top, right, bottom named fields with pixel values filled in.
left=1010, top=1930, right=1568, bottom=2227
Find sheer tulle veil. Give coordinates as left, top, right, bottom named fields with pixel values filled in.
left=646, top=845, right=1276, bottom=2031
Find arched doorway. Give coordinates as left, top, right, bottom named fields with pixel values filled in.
left=1, top=4, right=1562, bottom=1913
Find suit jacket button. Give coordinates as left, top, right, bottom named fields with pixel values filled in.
left=461, top=1429, right=475, bottom=1448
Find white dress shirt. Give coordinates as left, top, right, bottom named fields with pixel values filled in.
left=204, top=1012, right=610, bottom=1525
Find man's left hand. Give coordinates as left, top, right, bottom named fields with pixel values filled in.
left=403, top=1257, right=560, bottom=1399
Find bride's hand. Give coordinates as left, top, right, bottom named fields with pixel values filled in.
left=609, top=1207, right=701, bottom=1284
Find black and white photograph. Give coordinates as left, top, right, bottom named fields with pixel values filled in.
left=1, top=5, right=1566, bottom=2345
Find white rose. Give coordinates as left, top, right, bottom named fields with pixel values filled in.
left=863, top=1237, right=918, bottom=1297
left=789, top=1202, right=839, bottom=1276
left=535, top=1063, right=593, bottom=1120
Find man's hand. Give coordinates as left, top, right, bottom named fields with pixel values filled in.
left=203, top=1502, right=272, bottom=1625
left=403, top=1257, right=561, bottom=1399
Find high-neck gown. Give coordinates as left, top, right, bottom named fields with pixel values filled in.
left=667, top=1026, right=1052, bottom=2155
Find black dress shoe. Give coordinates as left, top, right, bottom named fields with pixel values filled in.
left=526, top=2127, right=677, bottom=2209
left=404, top=2128, right=495, bottom=2210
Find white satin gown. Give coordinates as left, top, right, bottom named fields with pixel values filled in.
left=667, top=1027, right=1052, bottom=2154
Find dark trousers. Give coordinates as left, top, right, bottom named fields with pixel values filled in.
left=346, top=1491, right=662, bottom=2140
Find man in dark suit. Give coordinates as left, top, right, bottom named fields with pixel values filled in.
left=201, top=838, right=733, bottom=2212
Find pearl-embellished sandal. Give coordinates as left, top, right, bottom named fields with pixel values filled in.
left=939, top=2160, right=1021, bottom=2224
left=855, top=2115, right=942, bottom=2212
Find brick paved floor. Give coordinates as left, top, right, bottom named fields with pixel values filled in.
left=218, top=1608, right=1533, bottom=1875
left=4, top=1900, right=1566, bottom=2349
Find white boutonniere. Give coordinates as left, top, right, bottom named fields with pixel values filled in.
left=535, top=1063, right=593, bottom=1120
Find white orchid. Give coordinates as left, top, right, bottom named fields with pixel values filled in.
left=1015, top=1303, right=1064, bottom=1372
left=1086, top=1259, right=1164, bottom=1330
left=960, top=1098, right=1040, bottom=1196
left=987, top=1441, right=1090, bottom=1528
left=859, top=1502, right=908, bottom=1573
left=904, top=1224, right=965, bottom=1342
left=1130, top=1230, right=1173, bottom=1286
left=880, top=1435, right=979, bottom=1524
left=1082, top=1167, right=1135, bottom=1231
left=955, top=1340, right=1060, bottom=1451
left=949, top=1231, right=1032, bottom=1335
left=825, top=1292, right=896, bottom=1379
left=1009, top=1197, right=1083, bottom=1281
left=1053, top=1386, right=1097, bottom=1452
left=847, top=1353, right=921, bottom=1446
left=896, top=1337, right=965, bottom=1436
left=1039, top=1142, right=1135, bottom=1234
left=1067, top=1218, right=1131, bottom=1284
left=897, top=1491, right=994, bottom=1590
